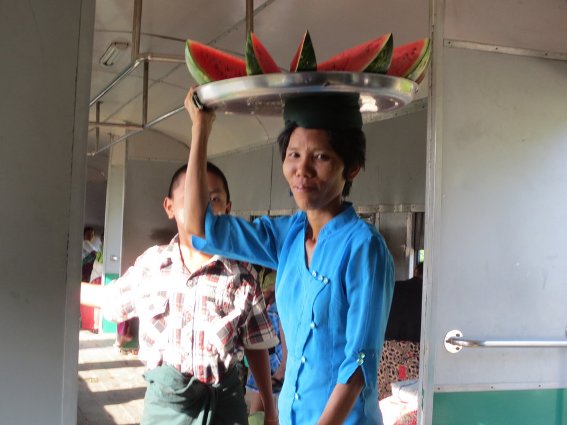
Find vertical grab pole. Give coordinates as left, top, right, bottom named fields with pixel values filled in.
left=246, top=0, right=254, bottom=36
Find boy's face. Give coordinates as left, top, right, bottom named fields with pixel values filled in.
left=207, top=171, right=231, bottom=215
left=163, top=171, right=231, bottom=225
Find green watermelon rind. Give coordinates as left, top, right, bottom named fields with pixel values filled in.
left=185, top=41, right=211, bottom=85
left=406, top=39, right=431, bottom=82
left=363, top=33, right=393, bottom=74
left=245, top=32, right=262, bottom=75
left=290, top=31, right=317, bottom=72
left=246, top=33, right=280, bottom=75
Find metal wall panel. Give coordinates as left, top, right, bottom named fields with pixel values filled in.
left=430, top=46, right=567, bottom=389
left=0, top=1, right=95, bottom=424
left=211, top=109, right=428, bottom=214
left=211, top=146, right=276, bottom=212
left=122, top=159, right=181, bottom=273
left=379, top=212, right=413, bottom=281
left=444, top=0, right=567, bottom=53
left=351, top=110, right=427, bottom=206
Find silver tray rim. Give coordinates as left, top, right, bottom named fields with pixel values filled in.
left=194, top=72, right=418, bottom=116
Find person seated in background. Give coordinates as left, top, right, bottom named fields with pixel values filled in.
left=82, top=226, right=98, bottom=282
left=378, top=262, right=423, bottom=399
left=247, top=267, right=287, bottom=421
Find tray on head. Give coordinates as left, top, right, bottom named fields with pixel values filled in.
left=193, top=72, right=417, bottom=117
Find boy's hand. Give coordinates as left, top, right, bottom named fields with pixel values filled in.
left=264, top=412, right=278, bottom=425
left=184, top=86, right=215, bottom=136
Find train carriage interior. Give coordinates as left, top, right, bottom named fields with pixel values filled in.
left=87, top=0, right=429, bottom=278
left=81, top=0, right=429, bottom=422
left=6, top=0, right=565, bottom=424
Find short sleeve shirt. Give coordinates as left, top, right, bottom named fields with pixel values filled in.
left=102, top=235, right=278, bottom=384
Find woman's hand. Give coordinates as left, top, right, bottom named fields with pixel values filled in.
left=184, top=86, right=215, bottom=137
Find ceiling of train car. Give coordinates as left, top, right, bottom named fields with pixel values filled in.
left=87, top=0, right=429, bottom=179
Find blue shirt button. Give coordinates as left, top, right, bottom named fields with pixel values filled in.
left=310, top=322, right=316, bottom=329
left=311, top=270, right=317, bottom=277
left=294, top=392, right=300, bottom=400
left=301, top=356, right=306, bottom=364
left=357, top=352, right=366, bottom=365
left=323, top=277, right=329, bottom=284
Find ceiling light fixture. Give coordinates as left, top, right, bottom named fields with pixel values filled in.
left=99, top=41, right=130, bottom=67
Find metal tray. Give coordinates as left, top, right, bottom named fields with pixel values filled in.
left=193, top=72, right=417, bottom=116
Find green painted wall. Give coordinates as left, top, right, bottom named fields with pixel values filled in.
left=101, top=273, right=118, bottom=333
left=433, top=389, right=567, bottom=425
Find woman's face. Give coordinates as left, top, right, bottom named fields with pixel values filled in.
left=283, top=127, right=346, bottom=213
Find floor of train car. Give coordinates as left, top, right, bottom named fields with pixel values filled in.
left=77, top=330, right=146, bottom=425
left=77, top=330, right=256, bottom=425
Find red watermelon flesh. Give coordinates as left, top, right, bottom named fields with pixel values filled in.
left=246, top=32, right=280, bottom=75
left=185, top=40, right=246, bottom=84
left=387, top=38, right=430, bottom=79
left=317, top=33, right=393, bottom=73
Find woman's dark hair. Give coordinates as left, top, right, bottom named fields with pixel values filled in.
left=167, top=162, right=230, bottom=202
left=276, top=123, right=366, bottom=197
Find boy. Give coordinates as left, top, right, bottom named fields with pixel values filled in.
left=81, top=162, right=279, bottom=425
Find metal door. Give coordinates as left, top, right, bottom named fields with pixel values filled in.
left=422, top=1, right=567, bottom=423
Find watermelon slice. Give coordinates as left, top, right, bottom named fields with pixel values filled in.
left=289, top=30, right=317, bottom=72
left=317, top=33, right=393, bottom=73
left=246, top=32, right=281, bottom=75
left=185, top=40, right=246, bottom=84
left=387, top=38, right=431, bottom=83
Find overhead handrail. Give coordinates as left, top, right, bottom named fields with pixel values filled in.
left=444, top=329, right=567, bottom=353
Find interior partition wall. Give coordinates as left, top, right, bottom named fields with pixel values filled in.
left=423, top=0, right=567, bottom=423
left=0, top=1, right=95, bottom=424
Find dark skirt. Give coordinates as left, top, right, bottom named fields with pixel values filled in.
left=141, top=365, right=248, bottom=425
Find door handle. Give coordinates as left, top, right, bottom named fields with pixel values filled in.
left=444, top=329, right=567, bottom=353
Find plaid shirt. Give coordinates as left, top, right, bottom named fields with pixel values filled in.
left=102, top=235, right=278, bottom=384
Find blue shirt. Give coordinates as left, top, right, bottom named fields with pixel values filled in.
left=193, top=203, right=394, bottom=425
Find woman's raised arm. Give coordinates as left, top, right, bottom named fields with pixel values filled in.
left=183, top=87, right=215, bottom=238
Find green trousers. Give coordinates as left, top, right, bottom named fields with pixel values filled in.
left=141, top=365, right=248, bottom=425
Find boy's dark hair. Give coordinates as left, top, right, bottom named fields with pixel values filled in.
left=167, top=162, right=231, bottom=202
left=84, top=226, right=94, bottom=237
left=276, top=123, right=366, bottom=197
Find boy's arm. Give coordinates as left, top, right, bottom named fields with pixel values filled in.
left=317, top=368, right=365, bottom=425
left=244, top=348, right=279, bottom=425
left=183, top=87, right=215, bottom=238
left=80, top=282, right=106, bottom=308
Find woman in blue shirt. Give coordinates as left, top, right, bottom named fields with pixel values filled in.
left=183, top=91, right=394, bottom=425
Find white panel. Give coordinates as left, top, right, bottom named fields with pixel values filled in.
left=127, top=128, right=188, bottom=162
left=206, top=114, right=275, bottom=156
left=104, top=144, right=127, bottom=276
left=210, top=146, right=276, bottom=212
left=122, top=160, right=181, bottom=273
left=209, top=109, right=427, bottom=214
left=445, top=0, right=567, bottom=53
left=218, top=0, right=429, bottom=68
left=0, top=1, right=94, bottom=424
left=351, top=110, right=427, bottom=206
left=380, top=213, right=412, bottom=281
left=431, top=47, right=567, bottom=388
left=85, top=181, right=108, bottom=228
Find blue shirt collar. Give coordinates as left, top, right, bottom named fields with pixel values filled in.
left=301, top=202, right=357, bottom=239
